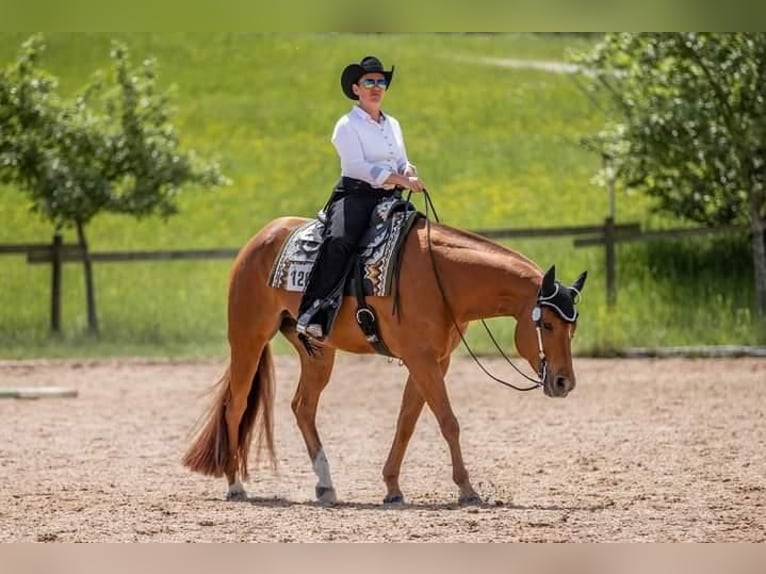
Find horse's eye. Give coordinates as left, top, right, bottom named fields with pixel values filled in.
left=542, top=322, right=553, bottom=331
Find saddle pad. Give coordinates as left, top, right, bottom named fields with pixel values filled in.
left=268, top=196, right=419, bottom=297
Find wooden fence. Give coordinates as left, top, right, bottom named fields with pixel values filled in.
left=0, top=218, right=748, bottom=332
left=474, top=218, right=641, bottom=307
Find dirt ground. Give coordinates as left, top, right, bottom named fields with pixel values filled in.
left=1, top=354, right=764, bottom=542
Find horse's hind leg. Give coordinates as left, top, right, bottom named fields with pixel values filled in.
left=281, top=323, right=338, bottom=504
left=223, top=338, right=269, bottom=500
left=222, top=308, right=281, bottom=500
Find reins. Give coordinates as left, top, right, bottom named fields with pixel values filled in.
left=410, top=190, right=543, bottom=392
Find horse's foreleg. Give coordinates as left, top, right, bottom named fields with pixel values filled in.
left=406, top=356, right=480, bottom=505
left=382, top=356, right=452, bottom=504
left=292, top=352, right=337, bottom=504
left=381, top=376, right=425, bottom=504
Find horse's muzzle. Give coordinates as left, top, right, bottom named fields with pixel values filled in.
left=544, top=374, right=575, bottom=398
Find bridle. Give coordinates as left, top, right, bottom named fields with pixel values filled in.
left=531, top=305, right=548, bottom=388
left=532, top=282, right=581, bottom=388
left=417, top=190, right=562, bottom=392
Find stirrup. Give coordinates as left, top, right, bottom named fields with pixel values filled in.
left=297, top=322, right=324, bottom=340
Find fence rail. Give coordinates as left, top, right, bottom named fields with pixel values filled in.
left=15, top=222, right=644, bottom=265
left=27, top=247, right=239, bottom=264
left=0, top=219, right=748, bottom=332
left=0, top=243, right=52, bottom=255
left=574, top=224, right=747, bottom=247
left=471, top=222, right=640, bottom=239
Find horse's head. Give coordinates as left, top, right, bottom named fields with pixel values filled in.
left=515, top=265, right=587, bottom=398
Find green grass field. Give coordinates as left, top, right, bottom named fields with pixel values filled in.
left=0, top=33, right=761, bottom=359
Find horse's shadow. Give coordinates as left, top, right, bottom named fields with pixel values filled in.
left=208, top=495, right=614, bottom=513
left=206, top=495, right=466, bottom=511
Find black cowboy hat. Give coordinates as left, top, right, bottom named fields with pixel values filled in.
left=340, top=56, right=394, bottom=100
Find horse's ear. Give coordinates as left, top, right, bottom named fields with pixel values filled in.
left=541, top=265, right=556, bottom=295
left=570, top=270, right=588, bottom=295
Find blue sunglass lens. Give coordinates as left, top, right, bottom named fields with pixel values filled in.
left=360, top=78, right=387, bottom=88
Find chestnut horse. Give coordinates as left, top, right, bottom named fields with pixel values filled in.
left=183, top=214, right=587, bottom=505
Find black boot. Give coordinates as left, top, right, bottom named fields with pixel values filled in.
left=296, top=236, right=356, bottom=339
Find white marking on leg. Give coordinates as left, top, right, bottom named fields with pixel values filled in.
left=312, top=448, right=334, bottom=489
left=228, top=477, right=246, bottom=497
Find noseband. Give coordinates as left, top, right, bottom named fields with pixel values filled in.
left=531, top=305, right=547, bottom=385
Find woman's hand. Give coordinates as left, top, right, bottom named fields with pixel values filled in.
left=405, top=176, right=425, bottom=193
left=386, top=173, right=426, bottom=192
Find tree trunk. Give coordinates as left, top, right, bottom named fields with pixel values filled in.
left=75, top=221, right=100, bottom=334
left=747, top=193, right=766, bottom=315
left=50, top=232, right=63, bottom=333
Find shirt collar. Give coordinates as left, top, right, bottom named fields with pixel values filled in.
left=352, top=105, right=386, bottom=123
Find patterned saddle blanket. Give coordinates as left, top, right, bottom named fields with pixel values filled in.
left=269, top=196, right=420, bottom=297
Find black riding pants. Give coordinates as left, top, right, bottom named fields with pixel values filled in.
left=297, top=184, right=383, bottom=319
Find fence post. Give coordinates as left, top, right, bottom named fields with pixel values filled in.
left=50, top=233, right=63, bottom=333
left=604, top=216, right=616, bottom=307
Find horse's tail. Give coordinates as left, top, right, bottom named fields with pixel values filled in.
left=182, top=344, right=276, bottom=480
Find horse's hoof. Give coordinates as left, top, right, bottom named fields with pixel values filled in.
left=315, top=486, right=337, bottom=505
left=383, top=494, right=405, bottom=505
left=225, top=489, right=248, bottom=502
left=459, top=493, right=482, bottom=506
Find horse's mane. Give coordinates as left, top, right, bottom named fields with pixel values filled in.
left=427, top=220, right=544, bottom=278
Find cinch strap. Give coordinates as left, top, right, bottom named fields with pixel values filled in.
left=353, top=257, right=394, bottom=357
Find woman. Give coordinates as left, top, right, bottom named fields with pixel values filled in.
left=296, top=55, right=426, bottom=340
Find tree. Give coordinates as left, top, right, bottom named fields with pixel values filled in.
left=0, top=36, right=229, bottom=333
left=572, top=33, right=766, bottom=314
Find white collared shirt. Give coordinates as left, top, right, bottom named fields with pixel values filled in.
left=331, top=105, right=415, bottom=188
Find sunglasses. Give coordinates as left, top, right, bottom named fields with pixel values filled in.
left=359, top=78, right=388, bottom=89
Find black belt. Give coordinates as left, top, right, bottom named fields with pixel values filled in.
left=339, top=177, right=404, bottom=197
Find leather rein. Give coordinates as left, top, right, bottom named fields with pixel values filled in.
left=414, top=190, right=547, bottom=392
